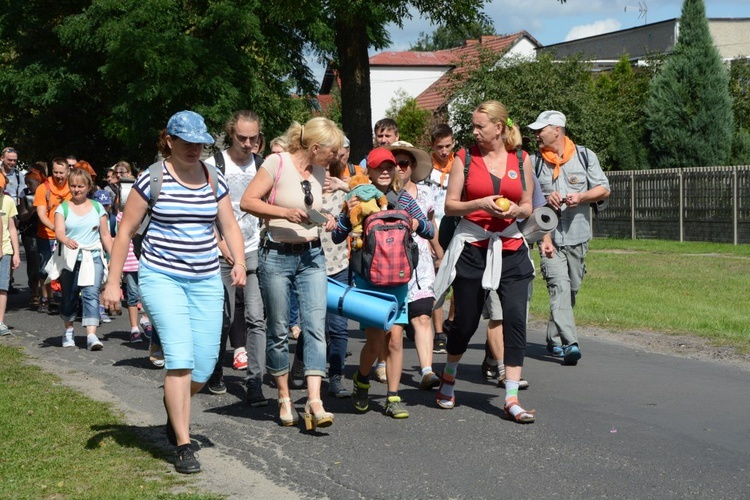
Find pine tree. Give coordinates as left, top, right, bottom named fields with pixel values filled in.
left=643, top=0, right=734, bottom=169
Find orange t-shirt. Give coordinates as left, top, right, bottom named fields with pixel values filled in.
left=33, top=180, right=71, bottom=239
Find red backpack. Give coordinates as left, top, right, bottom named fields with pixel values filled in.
left=350, top=191, right=419, bottom=287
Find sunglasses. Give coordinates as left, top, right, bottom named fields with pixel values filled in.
left=2, top=147, right=17, bottom=155
left=396, top=160, right=411, bottom=170
left=300, top=180, right=313, bottom=206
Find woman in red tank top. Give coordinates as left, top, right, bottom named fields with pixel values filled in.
left=435, top=100, right=537, bottom=423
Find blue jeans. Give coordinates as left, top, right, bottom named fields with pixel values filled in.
left=37, top=238, right=55, bottom=280
left=59, top=256, right=104, bottom=327
left=0, top=254, right=11, bottom=291
left=139, top=265, right=223, bottom=383
left=258, top=245, right=327, bottom=377
left=123, top=272, right=141, bottom=307
left=295, top=267, right=350, bottom=376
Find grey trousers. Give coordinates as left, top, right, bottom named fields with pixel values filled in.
left=213, top=251, right=266, bottom=383
left=540, top=242, right=588, bottom=347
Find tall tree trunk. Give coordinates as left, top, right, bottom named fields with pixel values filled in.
left=334, top=17, right=372, bottom=162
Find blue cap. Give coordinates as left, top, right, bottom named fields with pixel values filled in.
left=93, top=190, right=112, bottom=205
left=166, top=110, right=215, bottom=144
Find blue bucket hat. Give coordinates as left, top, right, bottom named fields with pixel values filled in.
left=93, top=189, right=112, bottom=206
left=166, top=110, right=215, bottom=144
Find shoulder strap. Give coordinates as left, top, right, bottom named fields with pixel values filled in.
left=136, top=161, right=164, bottom=236
left=348, top=162, right=356, bottom=176
left=91, top=199, right=103, bottom=216
left=460, top=147, right=471, bottom=201
left=147, top=161, right=163, bottom=210
left=516, top=147, right=526, bottom=191
left=576, top=145, right=590, bottom=171
left=385, top=189, right=401, bottom=210
left=200, top=161, right=219, bottom=199
left=534, top=151, right=544, bottom=178
left=213, top=151, right=226, bottom=173
left=268, top=153, right=284, bottom=205
left=62, top=200, right=68, bottom=219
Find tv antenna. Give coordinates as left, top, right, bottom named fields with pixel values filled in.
left=625, top=1, right=648, bottom=25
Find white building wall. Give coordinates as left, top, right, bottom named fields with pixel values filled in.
left=369, top=66, right=450, bottom=129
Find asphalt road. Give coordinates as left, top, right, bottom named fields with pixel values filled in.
left=3, top=270, right=750, bottom=499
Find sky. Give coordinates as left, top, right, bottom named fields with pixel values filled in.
left=310, top=0, right=750, bottom=85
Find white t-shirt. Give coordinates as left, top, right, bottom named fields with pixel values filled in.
left=205, top=151, right=260, bottom=254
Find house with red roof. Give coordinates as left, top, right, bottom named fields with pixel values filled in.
left=367, top=32, right=541, bottom=128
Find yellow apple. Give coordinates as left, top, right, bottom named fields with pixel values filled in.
left=495, top=197, right=511, bottom=211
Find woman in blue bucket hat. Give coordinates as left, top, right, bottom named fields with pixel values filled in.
left=103, top=110, right=246, bottom=474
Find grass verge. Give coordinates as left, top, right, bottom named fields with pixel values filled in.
left=529, top=238, right=750, bottom=353
left=0, top=344, right=218, bottom=499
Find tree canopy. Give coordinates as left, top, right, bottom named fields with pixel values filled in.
left=0, top=0, right=317, bottom=169
left=410, top=15, right=496, bottom=51
left=643, top=0, right=734, bottom=168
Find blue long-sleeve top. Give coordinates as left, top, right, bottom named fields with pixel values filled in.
left=332, top=188, right=434, bottom=244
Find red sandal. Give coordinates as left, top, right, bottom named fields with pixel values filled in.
left=436, top=373, right=456, bottom=409
left=504, top=400, right=536, bottom=423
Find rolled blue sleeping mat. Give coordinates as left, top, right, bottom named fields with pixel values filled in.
left=326, top=277, right=399, bottom=330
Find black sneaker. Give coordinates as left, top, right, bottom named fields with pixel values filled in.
left=174, top=444, right=201, bottom=474
left=433, top=333, right=447, bottom=354
left=481, top=357, right=500, bottom=379
left=208, top=377, right=227, bottom=395
left=290, top=356, right=306, bottom=389
left=163, top=396, right=177, bottom=446
left=246, top=378, right=268, bottom=407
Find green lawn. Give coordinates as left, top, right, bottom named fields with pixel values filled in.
left=529, top=238, right=750, bottom=352
left=0, top=345, right=218, bottom=499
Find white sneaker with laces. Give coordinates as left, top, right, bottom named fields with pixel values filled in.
left=62, top=330, right=75, bottom=348
left=87, top=334, right=103, bottom=351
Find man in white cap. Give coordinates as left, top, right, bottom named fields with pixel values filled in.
left=528, top=110, right=610, bottom=366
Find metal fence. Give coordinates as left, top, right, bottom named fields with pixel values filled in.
left=592, top=165, right=750, bottom=245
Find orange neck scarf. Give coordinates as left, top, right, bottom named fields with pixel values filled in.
left=541, top=137, right=576, bottom=180
left=432, top=152, right=454, bottom=187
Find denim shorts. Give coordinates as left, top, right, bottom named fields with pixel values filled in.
left=138, top=264, right=223, bottom=383
left=0, top=254, right=11, bottom=291
left=123, top=272, right=141, bottom=307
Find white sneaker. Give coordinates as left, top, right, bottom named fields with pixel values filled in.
left=62, top=330, right=75, bottom=348
left=87, top=334, right=103, bottom=351
left=99, top=306, right=111, bottom=324
left=0, top=322, right=10, bottom=336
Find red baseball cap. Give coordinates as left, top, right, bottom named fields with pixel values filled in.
left=367, top=147, right=396, bottom=169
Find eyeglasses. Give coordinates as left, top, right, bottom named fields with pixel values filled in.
left=396, top=160, right=411, bottom=170
left=1, top=147, right=17, bottom=155
left=300, top=180, right=313, bottom=206
left=115, top=170, right=128, bottom=175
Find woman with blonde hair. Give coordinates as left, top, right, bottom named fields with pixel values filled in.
left=241, top=117, right=343, bottom=430
left=53, top=168, right=113, bottom=350
left=432, top=100, right=537, bottom=423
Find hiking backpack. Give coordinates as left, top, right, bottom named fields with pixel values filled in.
left=350, top=191, right=419, bottom=287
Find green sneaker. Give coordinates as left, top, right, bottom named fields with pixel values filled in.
left=384, top=395, right=409, bottom=419
left=352, top=372, right=370, bottom=412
